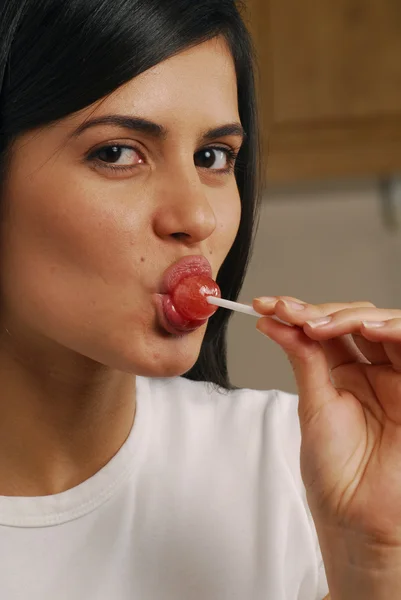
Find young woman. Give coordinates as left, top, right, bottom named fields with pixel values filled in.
left=0, top=1, right=400, bottom=598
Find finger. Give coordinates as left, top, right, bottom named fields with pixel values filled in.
left=259, top=302, right=401, bottom=370
left=302, top=309, right=401, bottom=371
left=319, top=334, right=371, bottom=372
left=253, top=297, right=375, bottom=321
left=352, top=334, right=388, bottom=365
left=303, top=308, right=401, bottom=340
left=308, top=315, right=401, bottom=370
left=254, top=296, right=376, bottom=311
left=264, top=299, right=378, bottom=327
left=254, top=295, right=306, bottom=308
left=361, top=318, right=401, bottom=371
left=256, top=316, right=338, bottom=427
left=253, top=296, right=301, bottom=316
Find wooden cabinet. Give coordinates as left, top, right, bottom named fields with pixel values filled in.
left=246, top=0, right=401, bottom=183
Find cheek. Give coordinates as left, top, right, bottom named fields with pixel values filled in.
left=3, top=139, right=152, bottom=287
left=3, top=166, right=149, bottom=285
left=214, top=189, right=241, bottom=255
left=0, top=166, right=156, bottom=345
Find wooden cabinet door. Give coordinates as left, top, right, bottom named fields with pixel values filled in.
left=247, top=0, right=401, bottom=182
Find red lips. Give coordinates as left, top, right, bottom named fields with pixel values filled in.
left=157, top=255, right=219, bottom=335
left=161, top=255, right=212, bottom=295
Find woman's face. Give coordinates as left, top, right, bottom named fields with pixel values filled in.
left=0, top=37, right=242, bottom=377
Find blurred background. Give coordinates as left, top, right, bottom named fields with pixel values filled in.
left=227, top=0, right=401, bottom=392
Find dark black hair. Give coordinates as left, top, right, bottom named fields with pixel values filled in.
left=0, top=0, right=261, bottom=390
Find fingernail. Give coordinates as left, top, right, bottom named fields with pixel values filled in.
left=306, top=316, right=332, bottom=328
left=283, top=300, right=306, bottom=311
left=255, top=296, right=276, bottom=304
left=362, top=320, right=385, bottom=328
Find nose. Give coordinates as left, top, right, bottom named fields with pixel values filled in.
left=153, top=169, right=217, bottom=245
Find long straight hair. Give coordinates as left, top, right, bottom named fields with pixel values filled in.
left=0, top=0, right=261, bottom=390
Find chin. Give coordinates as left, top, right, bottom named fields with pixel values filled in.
left=105, top=324, right=206, bottom=378
left=133, top=360, right=195, bottom=379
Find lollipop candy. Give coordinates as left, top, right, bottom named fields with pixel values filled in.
left=158, top=255, right=290, bottom=336
left=164, top=271, right=291, bottom=332
left=172, top=275, right=221, bottom=321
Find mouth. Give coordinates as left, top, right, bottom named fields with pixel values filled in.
left=160, top=255, right=212, bottom=295
left=155, top=295, right=208, bottom=336
left=156, top=255, right=213, bottom=335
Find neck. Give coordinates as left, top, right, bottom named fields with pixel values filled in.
left=0, top=337, right=136, bottom=497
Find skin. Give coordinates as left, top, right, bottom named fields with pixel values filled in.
left=255, top=296, right=401, bottom=598
left=0, top=37, right=242, bottom=496
left=4, top=26, right=400, bottom=597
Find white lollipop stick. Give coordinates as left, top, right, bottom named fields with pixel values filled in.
left=206, top=296, right=292, bottom=326
left=206, top=296, right=260, bottom=316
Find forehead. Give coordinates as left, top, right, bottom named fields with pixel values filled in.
left=70, top=37, right=239, bottom=131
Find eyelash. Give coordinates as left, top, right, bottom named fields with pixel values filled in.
left=87, top=144, right=239, bottom=175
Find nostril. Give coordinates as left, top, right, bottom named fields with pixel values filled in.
left=171, top=232, right=191, bottom=240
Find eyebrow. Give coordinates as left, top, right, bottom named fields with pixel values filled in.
left=71, top=115, right=246, bottom=143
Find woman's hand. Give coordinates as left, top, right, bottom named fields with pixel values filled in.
left=254, top=296, right=401, bottom=550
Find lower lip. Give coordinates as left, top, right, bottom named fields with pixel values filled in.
left=154, top=295, right=207, bottom=336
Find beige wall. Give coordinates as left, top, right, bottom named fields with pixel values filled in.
left=227, top=180, right=401, bottom=393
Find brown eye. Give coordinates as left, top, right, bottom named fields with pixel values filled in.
left=96, top=145, right=144, bottom=166
left=194, top=147, right=237, bottom=172
left=89, top=144, right=145, bottom=171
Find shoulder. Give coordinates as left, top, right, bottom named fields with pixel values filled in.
left=144, top=374, right=297, bottom=416
left=140, top=376, right=328, bottom=596
left=147, top=375, right=310, bottom=515
left=146, top=374, right=297, bottom=410
left=144, top=376, right=302, bottom=473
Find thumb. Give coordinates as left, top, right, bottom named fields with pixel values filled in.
left=256, top=317, right=336, bottom=424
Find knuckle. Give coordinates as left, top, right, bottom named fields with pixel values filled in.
left=279, top=295, right=306, bottom=304
left=388, top=317, right=401, bottom=327
left=354, top=301, right=376, bottom=308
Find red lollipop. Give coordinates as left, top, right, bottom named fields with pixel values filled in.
left=172, top=275, right=221, bottom=321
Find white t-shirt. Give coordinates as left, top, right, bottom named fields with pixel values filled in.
left=0, top=376, right=329, bottom=600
